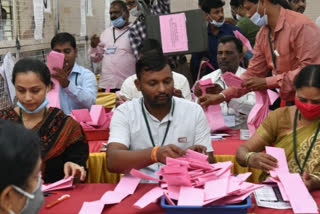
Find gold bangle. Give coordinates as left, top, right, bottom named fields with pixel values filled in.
left=245, top=152, right=256, bottom=167
left=151, top=146, right=160, bottom=163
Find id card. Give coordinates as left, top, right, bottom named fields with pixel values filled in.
left=106, top=47, right=117, bottom=54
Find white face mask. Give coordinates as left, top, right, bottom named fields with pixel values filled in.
left=250, top=2, right=268, bottom=27
left=130, top=6, right=142, bottom=17
left=209, top=15, right=225, bottom=28
left=10, top=177, right=44, bottom=214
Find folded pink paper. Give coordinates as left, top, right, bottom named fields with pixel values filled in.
left=42, top=176, right=73, bottom=192
left=100, top=191, right=130, bottom=205
left=204, top=177, right=229, bottom=201
left=221, top=72, right=244, bottom=88
left=114, top=174, right=141, bottom=194
left=46, top=51, right=65, bottom=108
left=71, top=109, right=92, bottom=123
left=278, top=173, right=318, bottom=214
left=130, top=169, right=160, bottom=182
left=87, top=105, right=107, bottom=127
left=134, top=187, right=164, bottom=209
left=265, top=146, right=289, bottom=177
left=178, top=187, right=204, bottom=206
left=78, top=200, right=105, bottom=214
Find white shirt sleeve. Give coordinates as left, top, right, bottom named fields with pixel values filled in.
left=228, top=91, right=256, bottom=115
left=108, top=105, right=131, bottom=148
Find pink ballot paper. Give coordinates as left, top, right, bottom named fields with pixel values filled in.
left=233, top=30, right=253, bottom=52
left=265, top=146, right=289, bottom=177
left=46, top=51, right=65, bottom=108
left=159, top=13, right=188, bottom=53
left=221, top=72, right=244, bottom=88
left=42, top=176, right=73, bottom=192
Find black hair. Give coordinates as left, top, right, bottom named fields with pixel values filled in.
left=201, top=0, right=226, bottom=13
left=230, top=0, right=242, bottom=7
left=136, top=53, right=168, bottom=80
left=244, top=0, right=258, bottom=4
left=295, top=65, right=320, bottom=90
left=138, top=39, right=163, bottom=56
left=0, top=120, right=40, bottom=191
left=51, top=32, right=77, bottom=50
left=218, top=36, right=243, bottom=54
left=12, top=58, right=51, bottom=86
left=111, top=0, right=129, bottom=11
left=198, top=0, right=205, bottom=6
left=269, top=0, right=292, bottom=9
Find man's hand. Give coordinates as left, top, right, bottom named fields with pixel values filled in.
left=198, top=94, right=225, bottom=108
left=51, top=67, right=70, bottom=88
left=91, top=34, right=100, bottom=48
left=248, top=152, right=278, bottom=171
left=64, top=161, right=87, bottom=182
left=156, top=144, right=186, bottom=164
left=187, top=145, right=207, bottom=154
left=302, top=173, right=320, bottom=191
left=173, top=88, right=184, bottom=98
left=206, top=84, right=223, bottom=95
left=243, top=77, right=267, bottom=91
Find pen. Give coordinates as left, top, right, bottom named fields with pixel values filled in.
left=46, top=194, right=70, bottom=208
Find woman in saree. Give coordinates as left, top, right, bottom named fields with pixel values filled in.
left=0, top=58, right=89, bottom=183
left=236, top=64, right=320, bottom=191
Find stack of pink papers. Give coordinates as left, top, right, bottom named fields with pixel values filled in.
left=247, top=90, right=279, bottom=136
left=42, top=176, right=74, bottom=192
left=221, top=72, right=244, bottom=89
left=70, top=105, right=113, bottom=130
left=130, top=149, right=263, bottom=208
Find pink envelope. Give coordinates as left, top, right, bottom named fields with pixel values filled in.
left=167, top=185, right=181, bottom=200
left=184, top=149, right=208, bottom=161
left=221, top=72, right=244, bottom=89
left=42, top=176, right=73, bottom=192
left=198, top=79, right=216, bottom=95
left=71, top=109, right=92, bottom=123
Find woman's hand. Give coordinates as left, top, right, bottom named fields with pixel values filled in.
left=64, top=161, right=86, bottom=182
left=187, top=145, right=207, bottom=154
left=302, top=173, right=320, bottom=191
left=248, top=152, right=278, bottom=171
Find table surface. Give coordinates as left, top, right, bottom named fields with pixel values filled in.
left=39, top=184, right=320, bottom=214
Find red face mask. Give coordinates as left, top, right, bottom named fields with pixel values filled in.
left=295, top=97, right=320, bottom=120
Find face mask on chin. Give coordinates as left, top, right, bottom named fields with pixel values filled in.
left=209, top=16, right=225, bottom=28
left=17, top=97, right=49, bottom=114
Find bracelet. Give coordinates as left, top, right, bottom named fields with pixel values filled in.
left=151, top=146, right=160, bottom=163
left=245, top=152, right=256, bottom=167
left=219, top=92, right=226, bottom=101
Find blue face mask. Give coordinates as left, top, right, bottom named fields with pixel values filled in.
left=17, top=97, right=49, bottom=114
left=111, top=16, right=126, bottom=28
left=250, top=2, right=268, bottom=27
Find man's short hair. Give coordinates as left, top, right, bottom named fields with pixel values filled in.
left=201, top=0, right=226, bottom=13
left=111, top=0, right=128, bottom=11
left=51, top=32, right=77, bottom=50
left=136, top=53, right=168, bottom=80
left=244, top=0, right=258, bottom=4
left=218, top=36, right=243, bottom=54
left=230, top=0, right=244, bottom=7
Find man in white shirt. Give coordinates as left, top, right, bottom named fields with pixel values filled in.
left=107, top=54, right=214, bottom=178
left=195, top=36, right=255, bottom=129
